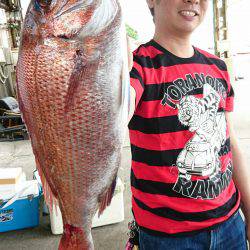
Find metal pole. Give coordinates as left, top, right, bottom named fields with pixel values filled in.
left=213, top=0, right=218, bottom=56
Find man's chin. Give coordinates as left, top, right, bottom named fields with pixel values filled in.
left=178, top=25, right=198, bottom=36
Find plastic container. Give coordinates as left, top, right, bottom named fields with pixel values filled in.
left=0, top=180, right=41, bottom=232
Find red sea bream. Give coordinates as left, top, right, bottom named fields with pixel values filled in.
left=16, top=0, right=129, bottom=249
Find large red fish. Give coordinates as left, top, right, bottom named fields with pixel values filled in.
left=16, top=0, right=129, bottom=249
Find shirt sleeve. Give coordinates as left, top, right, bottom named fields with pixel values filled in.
left=223, top=61, right=234, bottom=112
left=130, top=53, right=145, bottom=109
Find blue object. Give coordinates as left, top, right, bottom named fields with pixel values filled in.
left=0, top=195, right=40, bottom=233
left=34, top=0, right=43, bottom=12
left=138, top=211, right=247, bottom=250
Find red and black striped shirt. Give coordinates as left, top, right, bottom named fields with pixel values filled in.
left=129, top=39, right=240, bottom=236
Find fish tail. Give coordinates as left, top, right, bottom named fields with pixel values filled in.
left=98, top=174, right=117, bottom=217
left=58, top=224, right=94, bottom=250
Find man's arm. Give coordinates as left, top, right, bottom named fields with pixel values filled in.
left=226, top=112, right=250, bottom=235
left=128, top=86, right=136, bottom=122
left=127, top=36, right=136, bottom=123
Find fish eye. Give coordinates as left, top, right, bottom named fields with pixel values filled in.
left=35, top=0, right=53, bottom=11
left=37, top=0, right=52, bottom=7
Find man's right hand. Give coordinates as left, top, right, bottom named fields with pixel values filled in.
left=127, top=36, right=133, bottom=72
left=126, top=36, right=136, bottom=123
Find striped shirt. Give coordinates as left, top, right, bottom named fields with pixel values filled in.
left=129, top=39, right=240, bottom=236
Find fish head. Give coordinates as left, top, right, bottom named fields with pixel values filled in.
left=22, top=0, right=100, bottom=42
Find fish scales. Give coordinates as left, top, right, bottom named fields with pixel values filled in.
left=16, top=0, right=128, bottom=249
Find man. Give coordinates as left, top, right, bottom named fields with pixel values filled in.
left=127, top=0, right=250, bottom=249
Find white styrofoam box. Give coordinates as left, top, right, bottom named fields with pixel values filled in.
left=0, top=180, right=39, bottom=201
left=0, top=167, right=23, bottom=183
left=0, top=173, right=26, bottom=196
left=18, top=180, right=40, bottom=198
left=92, top=178, right=124, bottom=228
left=50, top=204, right=63, bottom=235
left=33, top=170, right=42, bottom=186
left=49, top=178, right=125, bottom=235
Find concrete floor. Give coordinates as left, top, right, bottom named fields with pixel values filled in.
left=0, top=54, right=249, bottom=250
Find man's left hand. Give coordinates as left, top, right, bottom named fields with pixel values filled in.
left=247, top=219, right=250, bottom=241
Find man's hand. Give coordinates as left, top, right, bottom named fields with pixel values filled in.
left=247, top=223, right=250, bottom=242
left=127, top=36, right=133, bottom=72
left=126, top=35, right=136, bottom=123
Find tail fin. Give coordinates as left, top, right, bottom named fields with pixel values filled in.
left=58, top=224, right=94, bottom=250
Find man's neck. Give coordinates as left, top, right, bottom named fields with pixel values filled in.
left=153, top=33, right=194, bottom=58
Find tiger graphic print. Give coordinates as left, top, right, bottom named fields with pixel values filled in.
left=175, top=84, right=226, bottom=181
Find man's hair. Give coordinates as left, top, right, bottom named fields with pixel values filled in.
left=149, top=0, right=161, bottom=17
left=149, top=8, right=154, bottom=16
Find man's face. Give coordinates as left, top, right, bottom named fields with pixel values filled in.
left=147, top=0, right=209, bottom=36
